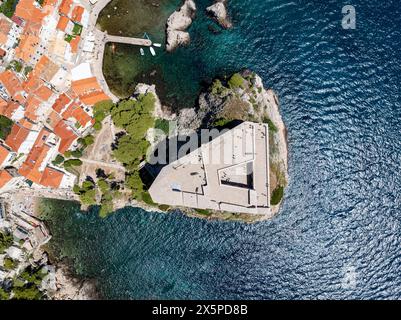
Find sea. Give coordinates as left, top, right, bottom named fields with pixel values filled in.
left=41, top=0, right=401, bottom=299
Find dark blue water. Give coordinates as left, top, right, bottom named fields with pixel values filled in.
left=44, top=0, right=401, bottom=299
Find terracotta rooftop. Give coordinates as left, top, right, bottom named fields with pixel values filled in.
left=15, top=33, right=40, bottom=63
left=15, top=0, right=46, bottom=24
left=18, top=128, right=51, bottom=184
left=79, top=91, right=110, bottom=106
left=35, top=85, right=53, bottom=101
left=0, top=16, right=12, bottom=45
left=69, top=35, right=80, bottom=53
left=24, top=95, right=42, bottom=122
left=0, top=144, right=11, bottom=166
left=71, top=5, right=84, bottom=23
left=51, top=93, right=71, bottom=113
left=59, top=0, right=73, bottom=17
left=56, top=15, right=69, bottom=31
left=5, top=123, right=30, bottom=152
left=0, top=70, right=23, bottom=98
left=0, top=101, right=20, bottom=119
left=0, top=169, right=12, bottom=188
left=62, top=102, right=92, bottom=127
left=53, top=120, right=78, bottom=154
left=40, top=166, right=64, bottom=188
left=71, top=77, right=101, bottom=96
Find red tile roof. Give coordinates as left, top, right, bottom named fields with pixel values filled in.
left=0, top=144, right=11, bottom=166
left=56, top=15, right=69, bottom=31
left=71, top=5, right=84, bottom=23
left=15, top=0, right=46, bottom=24
left=0, top=71, right=23, bottom=98
left=18, top=128, right=51, bottom=184
left=0, top=170, right=12, bottom=188
left=5, top=123, right=30, bottom=152
left=40, top=166, right=64, bottom=188
left=59, top=0, right=73, bottom=16
left=79, top=91, right=111, bottom=106
left=53, top=120, right=78, bottom=154
left=52, top=93, right=71, bottom=113
left=61, top=102, right=92, bottom=127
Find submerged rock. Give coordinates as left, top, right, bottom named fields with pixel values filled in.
left=206, top=0, right=233, bottom=29
left=166, top=0, right=196, bottom=52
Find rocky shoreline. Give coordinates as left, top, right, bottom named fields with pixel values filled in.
left=206, top=0, right=233, bottom=29
left=166, top=0, right=196, bottom=52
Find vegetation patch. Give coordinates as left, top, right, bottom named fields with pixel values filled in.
left=154, top=118, right=170, bottom=135
left=0, top=115, right=13, bottom=140
left=270, top=185, right=284, bottom=206
left=72, top=23, right=83, bottom=36
left=0, top=0, right=18, bottom=18
left=228, top=73, right=245, bottom=89
left=0, top=231, right=13, bottom=253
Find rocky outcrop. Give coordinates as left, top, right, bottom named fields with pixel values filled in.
left=206, top=0, right=232, bottom=29
left=166, top=0, right=196, bottom=52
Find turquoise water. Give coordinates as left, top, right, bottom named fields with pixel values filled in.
left=43, top=0, right=401, bottom=299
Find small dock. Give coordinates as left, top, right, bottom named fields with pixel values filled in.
left=104, top=34, right=152, bottom=47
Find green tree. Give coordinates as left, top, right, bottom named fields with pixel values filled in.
left=52, top=154, right=65, bottom=166
left=0, top=287, right=10, bottom=300
left=3, top=257, right=17, bottom=270
left=228, top=73, right=245, bottom=89
left=0, top=115, right=13, bottom=140
left=12, top=285, right=43, bottom=300
left=0, top=231, right=13, bottom=253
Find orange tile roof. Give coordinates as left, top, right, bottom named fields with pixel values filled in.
left=24, top=95, right=42, bottom=121
left=71, top=77, right=101, bottom=96
left=14, top=93, right=26, bottom=105
left=69, top=35, right=80, bottom=53
left=56, top=15, right=69, bottom=31
left=79, top=91, right=110, bottom=106
left=46, top=110, right=62, bottom=129
left=5, top=123, right=30, bottom=152
left=0, top=101, right=20, bottom=119
left=0, top=170, right=12, bottom=188
left=62, top=102, right=92, bottom=127
left=0, top=144, right=10, bottom=166
left=52, top=93, right=71, bottom=113
left=59, top=0, right=73, bottom=16
left=23, top=74, right=42, bottom=93
left=43, top=0, right=58, bottom=6
left=53, top=120, right=78, bottom=154
left=18, top=128, right=51, bottom=184
left=71, top=6, right=84, bottom=23
left=35, top=85, right=53, bottom=101
left=18, top=118, right=34, bottom=129
left=0, top=17, right=12, bottom=45
left=15, top=0, right=46, bottom=24
left=0, top=71, right=23, bottom=98
left=15, top=34, right=40, bottom=63
left=40, top=166, right=64, bottom=188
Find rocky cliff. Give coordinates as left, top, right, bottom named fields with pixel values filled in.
left=166, top=0, right=196, bottom=52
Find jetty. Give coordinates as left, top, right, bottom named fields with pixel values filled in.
left=104, top=35, right=152, bottom=47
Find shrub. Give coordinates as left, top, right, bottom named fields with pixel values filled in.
left=52, top=154, right=65, bottom=166
left=0, top=231, right=13, bottom=253
left=3, top=257, right=17, bottom=270
left=228, top=73, right=245, bottom=89
left=270, top=186, right=284, bottom=205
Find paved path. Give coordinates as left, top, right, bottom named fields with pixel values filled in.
left=80, top=158, right=126, bottom=171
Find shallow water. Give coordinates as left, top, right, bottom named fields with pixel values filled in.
left=43, top=0, right=401, bottom=299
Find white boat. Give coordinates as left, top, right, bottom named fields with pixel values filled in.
left=140, top=48, right=144, bottom=56
left=153, top=43, right=162, bottom=47
left=150, top=47, right=156, bottom=56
